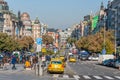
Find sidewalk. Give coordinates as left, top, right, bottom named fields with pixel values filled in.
left=0, top=64, right=25, bottom=73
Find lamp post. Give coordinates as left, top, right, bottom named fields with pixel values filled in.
left=103, top=13, right=106, bottom=50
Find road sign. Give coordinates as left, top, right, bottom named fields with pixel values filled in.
left=36, top=45, right=41, bottom=52
left=36, top=38, right=42, bottom=45
left=102, top=48, right=106, bottom=55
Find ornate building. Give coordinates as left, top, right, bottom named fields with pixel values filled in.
left=21, top=12, right=32, bottom=36
left=32, top=17, right=41, bottom=42
left=0, top=0, right=17, bottom=36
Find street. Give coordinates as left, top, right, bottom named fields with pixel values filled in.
left=0, top=60, right=120, bottom=80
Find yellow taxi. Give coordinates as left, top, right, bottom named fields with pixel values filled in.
left=59, top=56, right=66, bottom=67
left=69, top=55, right=76, bottom=62
left=47, top=59, right=64, bottom=73
left=59, top=56, right=65, bottom=61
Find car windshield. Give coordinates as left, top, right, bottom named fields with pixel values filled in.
left=51, top=61, right=62, bottom=64
left=81, top=54, right=88, bottom=57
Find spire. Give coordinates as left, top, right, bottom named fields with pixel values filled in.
left=100, top=2, right=104, bottom=10
left=107, top=0, right=111, bottom=8
left=34, top=17, right=40, bottom=24
left=18, top=11, right=21, bottom=20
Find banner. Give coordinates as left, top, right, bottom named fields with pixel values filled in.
left=91, top=15, right=98, bottom=30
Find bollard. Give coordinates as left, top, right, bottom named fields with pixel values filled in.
left=39, top=61, right=43, bottom=76
left=38, top=64, right=39, bottom=76
left=35, top=64, right=39, bottom=75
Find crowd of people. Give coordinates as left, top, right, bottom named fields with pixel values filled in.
left=0, top=52, right=39, bottom=70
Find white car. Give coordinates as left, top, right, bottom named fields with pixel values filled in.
left=88, top=56, right=99, bottom=61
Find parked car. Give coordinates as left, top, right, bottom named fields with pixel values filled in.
left=102, top=59, right=115, bottom=67
left=114, top=59, right=120, bottom=68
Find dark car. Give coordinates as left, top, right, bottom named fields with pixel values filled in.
left=78, top=50, right=89, bottom=60
left=79, top=54, right=89, bottom=60
left=102, top=59, right=116, bottom=67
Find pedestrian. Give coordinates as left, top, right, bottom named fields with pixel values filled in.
left=2, top=56, right=8, bottom=70
left=11, top=55, right=17, bottom=70
left=78, top=55, right=80, bottom=61
left=24, top=59, right=31, bottom=69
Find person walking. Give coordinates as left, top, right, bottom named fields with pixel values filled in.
left=2, top=56, right=8, bottom=70
left=11, top=55, right=17, bottom=70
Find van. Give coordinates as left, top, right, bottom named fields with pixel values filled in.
left=98, top=54, right=114, bottom=64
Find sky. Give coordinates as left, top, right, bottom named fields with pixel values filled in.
left=5, top=0, right=109, bottom=30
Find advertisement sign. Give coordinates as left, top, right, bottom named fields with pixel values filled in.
left=42, top=48, right=46, bottom=53
left=91, top=15, right=98, bottom=30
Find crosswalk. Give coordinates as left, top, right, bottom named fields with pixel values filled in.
left=51, top=74, right=120, bottom=80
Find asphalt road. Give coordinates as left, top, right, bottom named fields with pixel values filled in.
left=1, top=60, right=120, bottom=80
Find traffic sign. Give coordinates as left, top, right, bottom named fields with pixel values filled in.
left=36, top=38, right=42, bottom=45
left=36, top=45, right=42, bottom=52
left=102, top=48, right=106, bottom=55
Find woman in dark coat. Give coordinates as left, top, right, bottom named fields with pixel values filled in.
left=11, top=55, right=17, bottom=70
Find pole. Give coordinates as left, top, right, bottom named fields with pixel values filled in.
left=115, top=10, right=117, bottom=56
left=104, top=14, right=106, bottom=49
left=38, top=45, right=43, bottom=76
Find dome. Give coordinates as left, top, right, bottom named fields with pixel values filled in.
left=21, top=12, right=30, bottom=20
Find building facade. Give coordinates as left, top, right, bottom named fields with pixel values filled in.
left=0, top=0, right=18, bottom=36
left=21, top=12, right=32, bottom=36
left=107, top=0, right=120, bottom=45
left=32, top=17, right=41, bottom=42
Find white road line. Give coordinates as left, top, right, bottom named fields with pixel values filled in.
left=63, top=74, right=69, bottom=78
left=83, top=75, right=91, bottom=79
left=73, top=75, right=80, bottom=79
left=104, top=76, right=114, bottom=79
left=53, top=74, right=59, bottom=78
left=93, top=76, right=103, bottom=79
left=114, top=76, right=120, bottom=79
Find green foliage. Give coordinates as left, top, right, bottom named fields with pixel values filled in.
left=0, top=32, right=18, bottom=51
left=66, top=37, right=77, bottom=45
left=75, top=28, right=115, bottom=54
left=0, top=33, right=34, bottom=52
left=42, top=35, right=54, bottom=45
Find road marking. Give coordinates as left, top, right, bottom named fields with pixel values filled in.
left=114, top=76, right=120, bottom=79
left=73, top=75, right=80, bottom=79
left=83, top=75, right=91, bottom=79
left=63, top=74, right=69, bottom=78
left=104, top=76, right=114, bottom=79
left=93, top=76, right=103, bottom=79
left=53, top=74, right=59, bottom=78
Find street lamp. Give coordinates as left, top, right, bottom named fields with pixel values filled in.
left=103, top=13, right=106, bottom=51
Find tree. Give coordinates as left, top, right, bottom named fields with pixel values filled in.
left=66, top=37, right=77, bottom=45
left=75, top=28, right=115, bottom=54
left=0, top=32, right=18, bottom=52
left=42, top=35, right=54, bottom=45
left=17, top=36, right=34, bottom=51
